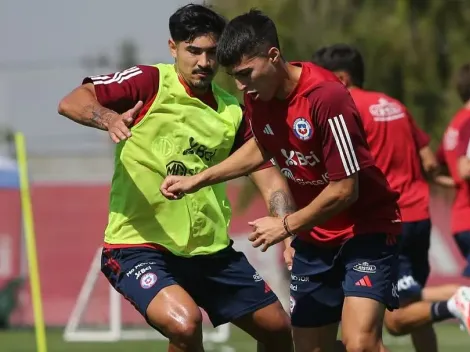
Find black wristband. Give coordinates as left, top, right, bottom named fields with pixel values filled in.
left=282, top=215, right=295, bottom=236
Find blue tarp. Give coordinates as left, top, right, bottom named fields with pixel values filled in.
left=0, top=156, right=19, bottom=189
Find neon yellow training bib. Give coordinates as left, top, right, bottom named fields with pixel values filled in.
left=104, top=64, right=243, bottom=257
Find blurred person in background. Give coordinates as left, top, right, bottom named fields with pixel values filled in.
left=161, top=9, right=404, bottom=352
left=57, top=4, right=293, bottom=352
left=439, top=63, right=470, bottom=284
left=313, top=44, right=470, bottom=352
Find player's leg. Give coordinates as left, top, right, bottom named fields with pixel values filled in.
left=421, top=284, right=460, bottom=301
left=101, top=247, right=205, bottom=351
left=340, top=233, right=400, bottom=352
left=289, top=239, right=345, bottom=352
left=383, top=219, right=437, bottom=352
left=454, top=231, right=470, bottom=278
left=193, top=243, right=293, bottom=352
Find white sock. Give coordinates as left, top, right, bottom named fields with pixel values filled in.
left=447, top=290, right=459, bottom=317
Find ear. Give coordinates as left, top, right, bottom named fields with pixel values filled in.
left=267, top=47, right=281, bottom=64
left=168, top=39, right=177, bottom=59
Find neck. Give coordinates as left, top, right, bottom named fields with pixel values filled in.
left=465, top=99, right=470, bottom=110
left=274, top=62, right=302, bottom=99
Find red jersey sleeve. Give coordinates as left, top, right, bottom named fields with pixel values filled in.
left=308, top=81, right=374, bottom=181
left=230, top=106, right=273, bottom=170
left=82, top=65, right=159, bottom=115
left=456, top=118, right=470, bottom=158
left=408, top=114, right=430, bottom=150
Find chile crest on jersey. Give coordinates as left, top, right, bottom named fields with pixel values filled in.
left=292, top=117, right=313, bottom=141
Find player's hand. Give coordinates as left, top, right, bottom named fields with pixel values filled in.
left=107, top=101, right=143, bottom=143
left=160, top=175, right=202, bottom=200
left=283, top=239, right=295, bottom=271
left=248, top=216, right=290, bottom=252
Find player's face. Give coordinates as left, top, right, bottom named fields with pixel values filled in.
left=169, top=34, right=218, bottom=92
left=228, top=48, right=281, bottom=101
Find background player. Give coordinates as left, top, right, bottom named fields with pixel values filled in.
left=312, top=44, right=470, bottom=351
left=57, top=4, right=293, bottom=352
left=161, top=9, right=402, bottom=352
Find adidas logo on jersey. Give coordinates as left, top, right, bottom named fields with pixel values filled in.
left=263, top=124, right=274, bottom=135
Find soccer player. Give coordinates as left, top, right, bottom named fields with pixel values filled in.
left=312, top=44, right=470, bottom=352
left=57, top=4, right=293, bottom=352
left=439, top=62, right=470, bottom=329
left=161, top=10, right=402, bottom=352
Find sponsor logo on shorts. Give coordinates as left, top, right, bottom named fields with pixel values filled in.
left=291, top=274, right=309, bottom=282
left=126, top=262, right=157, bottom=280
left=289, top=296, right=296, bottom=314
left=355, top=275, right=373, bottom=287
left=253, top=271, right=263, bottom=282
left=397, top=275, right=418, bottom=292
left=352, top=262, right=377, bottom=274
left=140, top=272, right=157, bottom=289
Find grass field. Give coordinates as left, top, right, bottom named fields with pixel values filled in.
left=1, top=323, right=469, bottom=352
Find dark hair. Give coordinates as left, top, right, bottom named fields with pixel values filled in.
left=169, top=4, right=226, bottom=43
left=216, top=9, right=281, bottom=67
left=312, top=44, right=365, bottom=88
left=457, top=63, right=470, bottom=102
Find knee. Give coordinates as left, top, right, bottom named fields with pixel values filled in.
left=342, top=333, right=380, bottom=352
left=167, top=317, right=203, bottom=341
left=383, top=311, right=408, bottom=336
left=150, top=310, right=203, bottom=344
left=257, top=308, right=293, bottom=347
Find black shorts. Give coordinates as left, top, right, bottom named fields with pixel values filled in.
left=101, top=243, right=278, bottom=328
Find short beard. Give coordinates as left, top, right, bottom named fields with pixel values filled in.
left=191, top=78, right=212, bottom=91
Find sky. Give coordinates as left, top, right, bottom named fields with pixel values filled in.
left=0, top=0, right=195, bottom=155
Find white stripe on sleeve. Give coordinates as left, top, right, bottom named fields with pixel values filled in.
left=328, top=115, right=360, bottom=175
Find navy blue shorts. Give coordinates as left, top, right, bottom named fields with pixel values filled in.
left=101, top=243, right=278, bottom=328
left=396, top=219, right=431, bottom=303
left=454, top=231, right=470, bottom=277
left=289, top=233, right=399, bottom=328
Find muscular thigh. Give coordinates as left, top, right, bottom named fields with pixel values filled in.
left=101, top=247, right=201, bottom=330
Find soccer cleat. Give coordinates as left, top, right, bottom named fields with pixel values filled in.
left=448, top=286, right=470, bottom=334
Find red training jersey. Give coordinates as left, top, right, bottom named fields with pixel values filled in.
left=349, top=88, right=430, bottom=222
left=440, top=107, right=470, bottom=234
left=245, top=62, right=401, bottom=247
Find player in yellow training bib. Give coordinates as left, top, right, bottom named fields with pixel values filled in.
left=58, top=4, right=293, bottom=352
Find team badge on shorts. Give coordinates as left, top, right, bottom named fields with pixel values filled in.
left=140, top=272, right=157, bottom=289
left=292, top=118, right=313, bottom=141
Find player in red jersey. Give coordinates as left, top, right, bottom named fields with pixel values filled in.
left=161, top=10, right=402, bottom=352
left=313, top=44, right=470, bottom=351
left=438, top=63, right=470, bottom=332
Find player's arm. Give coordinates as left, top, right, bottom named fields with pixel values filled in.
left=434, top=141, right=455, bottom=187
left=58, top=65, right=157, bottom=142
left=285, top=82, right=371, bottom=233
left=161, top=137, right=271, bottom=198
left=409, top=114, right=455, bottom=187
left=232, top=114, right=296, bottom=218
left=408, top=115, right=440, bottom=178
left=456, top=119, right=470, bottom=180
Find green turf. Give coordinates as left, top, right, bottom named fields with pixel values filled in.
left=0, top=323, right=468, bottom=351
